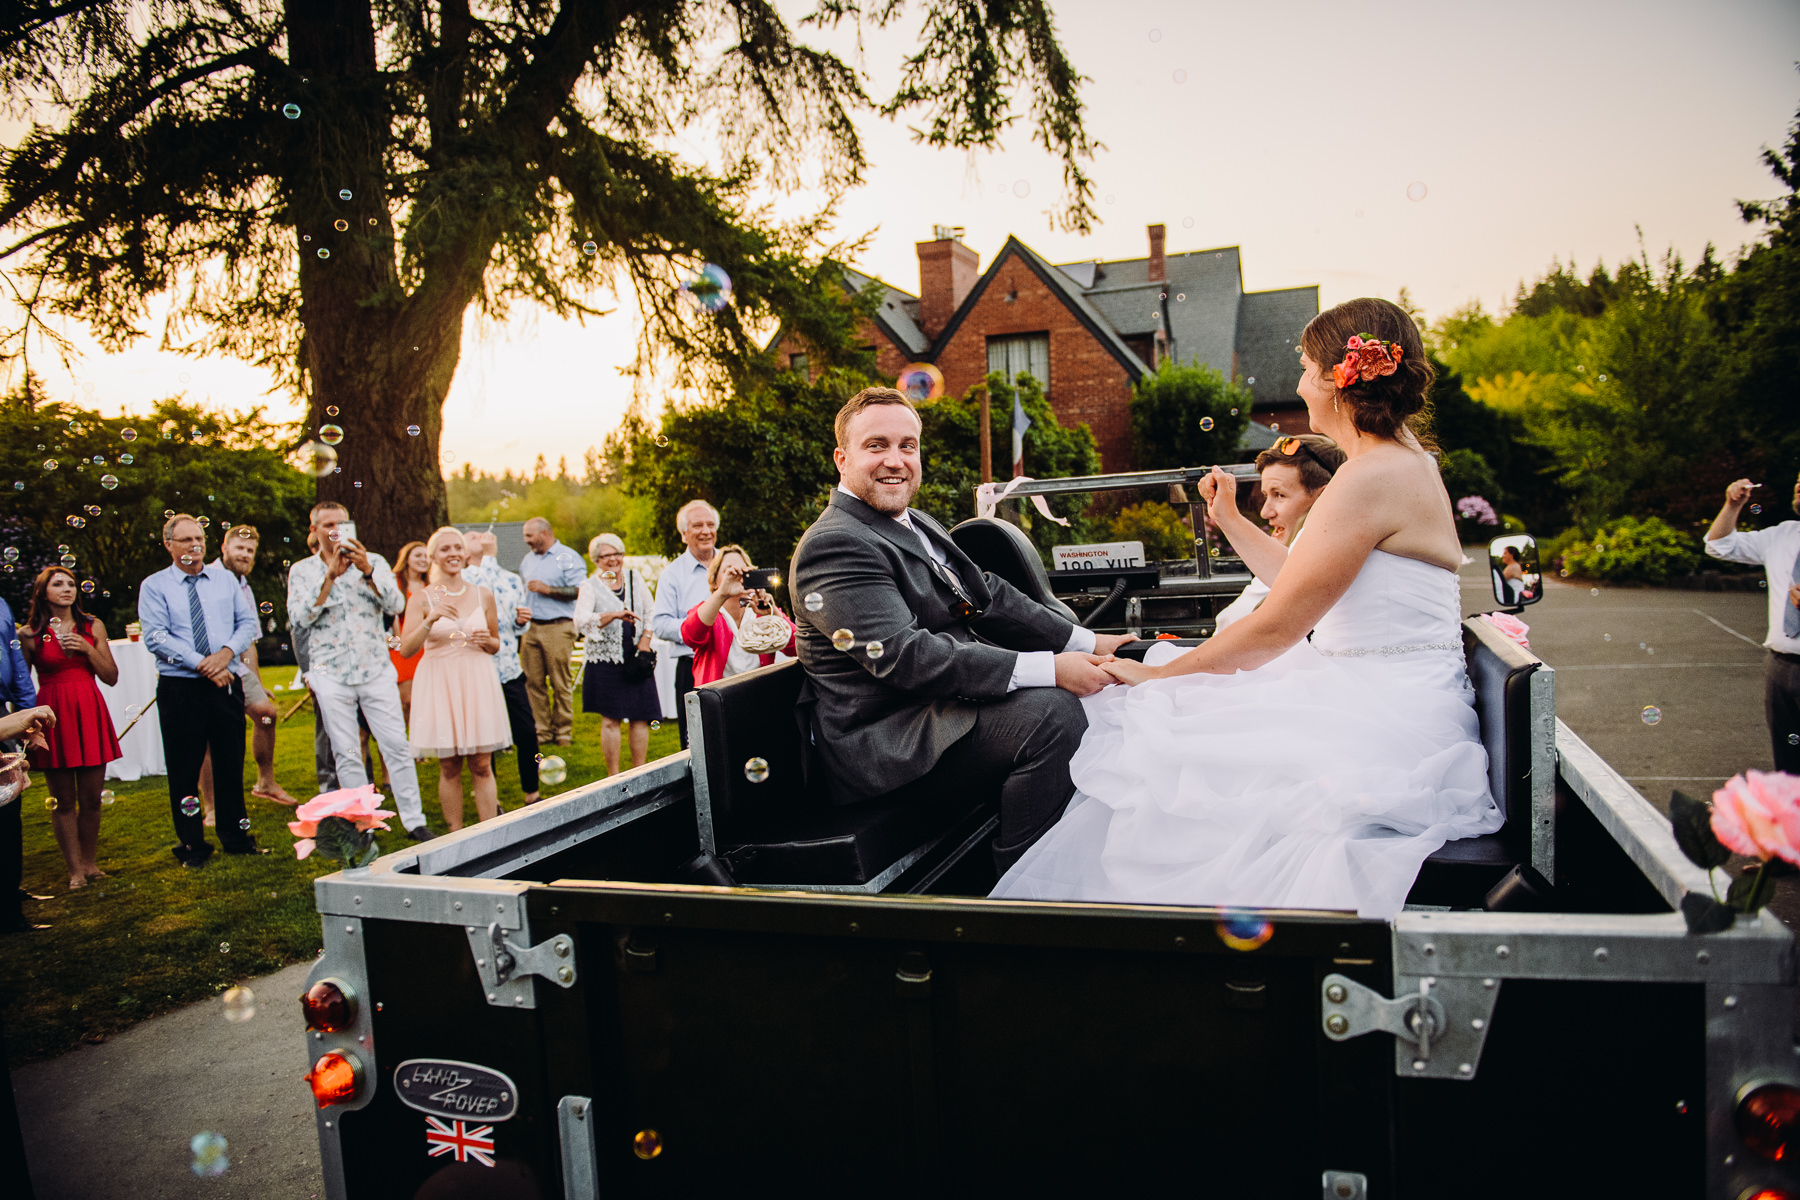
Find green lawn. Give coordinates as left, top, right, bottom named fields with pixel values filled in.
left=0, top=665, right=681, bottom=1065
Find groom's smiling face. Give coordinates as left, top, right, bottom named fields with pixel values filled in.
left=836, top=402, right=922, bottom=516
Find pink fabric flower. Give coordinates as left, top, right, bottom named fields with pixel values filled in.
left=1482, top=611, right=1530, bottom=648
left=1711, top=770, right=1800, bottom=866
left=288, top=784, right=395, bottom=859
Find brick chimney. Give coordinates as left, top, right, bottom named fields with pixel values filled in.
left=1148, top=224, right=1166, bottom=284
left=916, top=227, right=980, bottom=341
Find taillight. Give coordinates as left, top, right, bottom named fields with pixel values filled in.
left=305, top=1050, right=364, bottom=1108
left=1736, top=1191, right=1797, bottom=1200
left=1737, top=1081, right=1800, bottom=1162
left=301, top=978, right=357, bottom=1032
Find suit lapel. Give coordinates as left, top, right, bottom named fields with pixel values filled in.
left=827, top=490, right=981, bottom=606
left=828, top=489, right=936, bottom=569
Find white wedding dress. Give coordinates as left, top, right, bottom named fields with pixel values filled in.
left=991, top=550, right=1503, bottom=919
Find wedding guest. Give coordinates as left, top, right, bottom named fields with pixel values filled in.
left=0, top=593, right=40, bottom=931
left=287, top=502, right=433, bottom=840
left=399, top=528, right=510, bottom=829
left=464, top=531, right=539, bottom=803
left=197, top=525, right=297, bottom=818
left=293, top=530, right=336, bottom=795
left=681, top=544, right=797, bottom=687
left=649, top=499, right=721, bottom=747
left=518, top=517, right=587, bottom=747
left=390, top=539, right=430, bottom=722
left=1207, top=435, right=1346, bottom=631
left=1706, top=472, right=1800, bottom=772
left=575, top=533, right=659, bottom=775
left=139, top=514, right=264, bottom=865
left=19, top=566, right=120, bottom=889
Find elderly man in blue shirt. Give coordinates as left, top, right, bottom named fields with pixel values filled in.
left=648, top=499, right=720, bottom=749
left=518, top=517, right=588, bottom=747
left=138, top=513, right=265, bottom=865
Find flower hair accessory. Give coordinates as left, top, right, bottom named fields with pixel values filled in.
left=1331, top=333, right=1404, bottom=390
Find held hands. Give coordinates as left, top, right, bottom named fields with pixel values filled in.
left=1099, top=658, right=1159, bottom=687
left=1053, top=652, right=1116, bottom=697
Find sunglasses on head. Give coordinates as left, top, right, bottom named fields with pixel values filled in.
left=1273, top=436, right=1335, bottom=477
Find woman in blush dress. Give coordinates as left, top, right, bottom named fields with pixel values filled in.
left=398, top=528, right=511, bottom=830
left=994, top=298, right=1503, bottom=919
left=19, top=566, right=121, bottom=889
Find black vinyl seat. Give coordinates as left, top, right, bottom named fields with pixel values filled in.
left=686, top=660, right=998, bottom=892
left=948, top=517, right=1079, bottom=623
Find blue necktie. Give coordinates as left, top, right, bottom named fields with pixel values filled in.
left=185, top=574, right=212, bottom=656
left=1786, top=544, right=1800, bottom=638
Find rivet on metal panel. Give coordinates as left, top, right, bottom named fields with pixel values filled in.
left=403, top=899, right=411, bottom=908
left=554, top=940, right=570, bottom=958
left=1412, top=1060, right=1426, bottom=1071
left=454, top=902, right=463, bottom=911
left=1326, top=983, right=1347, bottom=1003
left=487, top=993, right=496, bottom=1002
left=571, top=1102, right=586, bottom=1118
left=497, top=903, right=505, bottom=913
left=1483, top=978, right=1496, bottom=989
left=1326, top=1014, right=1349, bottom=1036
left=663, top=912, right=672, bottom=923
left=477, top=959, right=487, bottom=968
left=345, top=925, right=354, bottom=934
left=325, top=1121, right=332, bottom=1128
left=1175, top=936, right=1186, bottom=947
left=1421, top=943, right=1435, bottom=956
left=1458, top=1063, right=1472, bottom=1076
left=466, top=926, right=474, bottom=934
left=353, top=896, right=362, bottom=905
left=358, top=1035, right=366, bottom=1044
left=954, top=926, right=964, bottom=938
left=1593, top=947, right=1608, bottom=962
left=514, top=996, right=525, bottom=1006
left=1471, top=1018, right=1485, bottom=1030
left=1696, top=950, right=1710, bottom=965
left=849, top=922, right=859, bottom=933
left=1724, top=995, right=1738, bottom=1008
left=557, top=966, right=574, bottom=983
left=1494, top=945, right=1510, bottom=959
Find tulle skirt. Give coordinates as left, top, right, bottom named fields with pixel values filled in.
left=991, top=641, right=1504, bottom=919
left=409, top=652, right=513, bottom=759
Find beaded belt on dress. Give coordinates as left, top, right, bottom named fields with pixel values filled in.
left=1313, top=640, right=1461, bottom=658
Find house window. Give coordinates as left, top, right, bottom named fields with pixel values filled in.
left=986, top=333, right=1049, bottom=390
left=789, top=353, right=809, bottom=376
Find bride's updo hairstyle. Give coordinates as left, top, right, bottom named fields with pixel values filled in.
left=1300, top=297, right=1433, bottom=441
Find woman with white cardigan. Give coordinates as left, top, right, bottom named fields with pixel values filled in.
left=574, top=534, right=659, bottom=775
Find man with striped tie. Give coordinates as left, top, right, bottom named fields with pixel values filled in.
left=137, top=513, right=265, bottom=866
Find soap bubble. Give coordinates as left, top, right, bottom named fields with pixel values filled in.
left=1790, top=734, right=1799, bottom=745
left=2, top=548, right=15, bottom=562
left=190, top=1131, right=229, bottom=1176
left=803, top=592, right=824, bottom=612
left=85, top=505, right=100, bottom=516
left=1603, top=634, right=1611, bottom=641
left=1751, top=504, right=1762, bottom=515
left=1176, top=293, right=1186, bottom=302
left=865, top=640, right=885, bottom=659
left=121, top=428, right=137, bottom=442
left=338, top=188, right=352, bottom=201
left=282, top=102, right=301, bottom=119
left=1148, top=28, right=1162, bottom=41
left=1012, top=180, right=1031, bottom=198
left=100, top=474, right=118, bottom=490
left=66, top=515, right=85, bottom=529
left=1640, top=706, right=1662, bottom=726
left=163, top=509, right=175, bottom=519
left=1229, top=408, right=1238, bottom=416
left=99, top=789, right=115, bottom=805
left=898, top=362, right=945, bottom=403
left=300, top=441, right=338, bottom=477
left=326, top=405, right=339, bottom=416
left=317, top=248, right=330, bottom=259
left=119, top=453, right=133, bottom=464
left=1199, top=417, right=1215, bottom=431
left=1215, top=910, right=1273, bottom=951
left=333, top=219, right=348, bottom=232
left=539, top=755, right=567, bottom=785
left=221, top=986, right=256, bottom=1023
left=677, top=263, right=733, bottom=313
left=59, top=553, right=76, bottom=569
left=43, top=459, right=56, bottom=471
left=238, top=817, right=251, bottom=830
left=1247, top=376, right=1256, bottom=385
left=319, top=424, right=344, bottom=445
left=831, top=628, right=855, bottom=651
left=406, top=424, right=420, bottom=436
left=1406, top=181, right=1429, bottom=201
left=259, top=601, right=273, bottom=615
left=581, top=240, right=597, bottom=255
left=1172, top=69, right=1187, bottom=84
left=180, top=796, right=201, bottom=816
left=197, top=517, right=211, bottom=529
left=219, top=942, right=229, bottom=953
left=650, top=721, right=660, bottom=730
left=743, top=757, right=769, bottom=784
left=80, top=580, right=95, bottom=594
left=1590, top=588, right=1599, bottom=597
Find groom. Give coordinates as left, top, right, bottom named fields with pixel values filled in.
left=789, top=386, right=1131, bottom=872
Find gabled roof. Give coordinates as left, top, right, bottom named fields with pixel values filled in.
left=841, top=265, right=929, bottom=358
left=932, top=235, right=1150, bottom=378
left=1235, top=285, right=1320, bottom=410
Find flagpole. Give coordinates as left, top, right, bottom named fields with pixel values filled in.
left=978, top=389, right=992, bottom=484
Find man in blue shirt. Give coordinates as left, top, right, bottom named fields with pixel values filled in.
left=648, top=499, right=720, bottom=749
left=138, top=514, right=264, bottom=866
left=0, top=592, right=44, bottom=930
left=518, top=517, right=587, bottom=746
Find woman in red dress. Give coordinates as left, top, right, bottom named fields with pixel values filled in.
left=20, top=566, right=121, bottom=890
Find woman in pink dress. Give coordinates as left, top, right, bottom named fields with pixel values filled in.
left=19, top=566, right=121, bottom=889
left=397, top=528, right=511, bottom=830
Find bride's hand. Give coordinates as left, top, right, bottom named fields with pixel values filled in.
left=1100, top=658, right=1158, bottom=687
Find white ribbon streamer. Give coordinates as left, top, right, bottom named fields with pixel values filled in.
left=973, top=477, right=1071, bottom=527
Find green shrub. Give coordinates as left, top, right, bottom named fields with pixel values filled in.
left=1109, top=502, right=1194, bottom=561
left=1561, top=515, right=1698, bottom=584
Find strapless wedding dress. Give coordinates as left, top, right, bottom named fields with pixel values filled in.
left=991, top=550, right=1503, bottom=918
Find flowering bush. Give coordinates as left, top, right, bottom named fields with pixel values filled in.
left=288, top=785, right=395, bottom=865
left=1669, top=770, right=1799, bottom=932
left=1455, top=495, right=1500, bottom=526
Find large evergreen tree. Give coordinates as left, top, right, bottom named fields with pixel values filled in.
left=0, top=1, right=1099, bottom=556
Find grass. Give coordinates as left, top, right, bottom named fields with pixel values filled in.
left=0, top=664, right=682, bottom=1066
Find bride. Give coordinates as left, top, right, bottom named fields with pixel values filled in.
left=992, top=297, right=1503, bottom=919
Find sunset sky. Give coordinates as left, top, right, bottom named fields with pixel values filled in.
left=19, top=0, right=1800, bottom=475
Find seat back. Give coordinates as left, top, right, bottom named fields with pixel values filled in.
left=687, top=659, right=815, bottom=854
left=1460, top=616, right=1556, bottom=877
left=948, top=517, right=1079, bottom=623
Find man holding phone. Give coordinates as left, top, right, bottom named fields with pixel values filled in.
left=286, top=502, right=433, bottom=840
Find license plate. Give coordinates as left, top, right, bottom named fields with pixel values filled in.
left=1052, top=541, right=1146, bottom=570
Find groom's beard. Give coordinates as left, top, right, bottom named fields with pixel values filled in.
left=849, top=477, right=919, bottom=515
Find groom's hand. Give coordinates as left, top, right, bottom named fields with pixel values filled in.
left=1054, top=652, right=1116, bottom=697
left=1092, top=633, right=1137, bottom=655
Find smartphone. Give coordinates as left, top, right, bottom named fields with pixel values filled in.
left=741, top=568, right=780, bottom=592
left=333, top=520, right=358, bottom=546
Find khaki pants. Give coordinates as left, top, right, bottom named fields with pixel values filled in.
left=521, top=620, right=577, bottom=744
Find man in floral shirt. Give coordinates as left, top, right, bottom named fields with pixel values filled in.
left=286, top=502, right=432, bottom=839
left=465, top=531, right=540, bottom=803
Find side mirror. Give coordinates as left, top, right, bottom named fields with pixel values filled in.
left=1488, top=534, right=1542, bottom=609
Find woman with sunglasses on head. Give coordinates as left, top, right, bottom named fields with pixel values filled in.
left=18, top=566, right=120, bottom=890
left=1206, top=435, right=1347, bottom=632
left=994, top=298, right=1502, bottom=920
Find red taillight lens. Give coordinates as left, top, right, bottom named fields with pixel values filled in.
left=300, top=978, right=357, bottom=1032
left=304, top=1050, right=363, bottom=1108
left=1737, top=1081, right=1800, bottom=1162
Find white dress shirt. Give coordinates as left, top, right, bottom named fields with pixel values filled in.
left=1706, top=520, right=1800, bottom=654
left=835, top=484, right=1094, bottom=688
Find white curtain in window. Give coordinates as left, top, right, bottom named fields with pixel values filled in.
left=986, top=333, right=1050, bottom=390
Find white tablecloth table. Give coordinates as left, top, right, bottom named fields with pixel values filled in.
left=101, top=639, right=165, bottom=781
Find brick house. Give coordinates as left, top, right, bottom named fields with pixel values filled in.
left=773, top=225, right=1319, bottom=471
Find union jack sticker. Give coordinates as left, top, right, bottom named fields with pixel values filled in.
left=424, top=1116, right=495, bottom=1167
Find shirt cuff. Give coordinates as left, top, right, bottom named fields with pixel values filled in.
left=1062, top=625, right=1096, bottom=654
left=1008, top=650, right=1057, bottom=691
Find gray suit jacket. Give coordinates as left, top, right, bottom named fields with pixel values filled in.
left=789, top=490, right=1076, bottom=802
